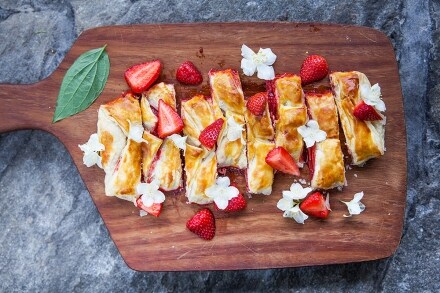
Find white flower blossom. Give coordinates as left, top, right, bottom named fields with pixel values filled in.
left=226, top=116, right=244, bottom=143
left=298, top=120, right=327, bottom=148
left=78, top=133, right=104, bottom=168
left=341, top=192, right=366, bottom=217
left=205, top=176, right=239, bottom=210
left=136, top=180, right=165, bottom=208
left=277, top=183, right=313, bottom=224
left=127, top=120, right=145, bottom=143
left=282, top=204, right=309, bottom=224
left=168, top=134, right=187, bottom=151
left=241, top=44, right=277, bottom=80
left=361, top=83, right=386, bottom=112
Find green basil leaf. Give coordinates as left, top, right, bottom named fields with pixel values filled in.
left=53, top=45, right=109, bottom=123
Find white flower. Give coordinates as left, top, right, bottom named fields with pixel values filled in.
left=341, top=192, right=366, bottom=217
left=277, top=183, right=312, bottom=224
left=281, top=204, right=309, bottom=224
left=136, top=180, right=166, bottom=208
left=205, top=176, right=239, bottom=210
left=226, top=116, right=244, bottom=143
left=127, top=120, right=145, bottom=143
left=281, top=183, right=313, bottom=201
left=78, top=133, right=104, bottom=168
left=298, top=120, right=327, bottom=148
left=361, top=83, right=386, bottom=112
left=241, top=44, right=277, bottom=80
left=168, top=134, right=187, bottom=151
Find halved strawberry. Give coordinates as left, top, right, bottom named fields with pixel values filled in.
left=186, top=208, right=216, bottom=240
left=136, top=197, right=163, bottom=217
left=157, top=99, right=184, bottom=138
left=308, top=145, right=316, bottom=179
left=176, top=61, right=203, bottom=85
left=353, top=101, right=382, bottom=121
left=299, top=55, right=329, bottom=85
left=247, top=92, right=267, bottom=116
left=215, top=193, right=247, bottom=212
left=124, top=60, right=162, bottom=93
left=265, top=147, right=300, bottom=176
left=199, top=118, right=224, bottom=149
left=299, top=191, right=330, bottom=219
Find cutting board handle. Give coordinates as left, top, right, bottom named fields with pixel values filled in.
left=0, top=77, right=56, bottom=134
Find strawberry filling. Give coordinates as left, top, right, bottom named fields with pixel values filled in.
left=308, top=145, right=316, bottom=180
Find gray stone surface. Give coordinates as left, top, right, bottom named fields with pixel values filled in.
left=0, top=0, right=439, bottom=291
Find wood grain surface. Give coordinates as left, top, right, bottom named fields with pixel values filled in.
left=0, top=22, right=406, bottom=271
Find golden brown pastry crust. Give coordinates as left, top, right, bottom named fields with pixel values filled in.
left=209, top=69, right=245, bottom=115
left=97, top=107, right=127, bottom=174
left=101, top=93, right=142, bottom=135
left=140, top=95, right=158, bottom=132
left=141, top=131, right=163, bottom=180
left=181, top=95, right=224, bottom=147
left=148, top=138, right=182, bottom=191
left=143, top=82, right=176, bottom=110
left=104, top=138, right=142, bottom=201
left=330, top=71, right=385, bottom=165
left=184, top=144, right=217, bottom=204
left=306, top=91, right=339, bottom=139
left=209, top=69, right=247, bottom=169
left=273, top=74, right=307, bottom=163
left=247, top=139, right=275, bottom=195
left=311, top=139, right=345, bottom=190
left=245, top=103, right=275, bottom=142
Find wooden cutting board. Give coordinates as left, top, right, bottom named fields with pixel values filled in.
left=0, top=22, right=406, bottom=271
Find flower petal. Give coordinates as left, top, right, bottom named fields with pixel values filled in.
left=241, top=44, right=255, bottom=60
left=226, top=186, right=239, bottom=200
left=152, top=190, right=166, bottom=203
left=214, top=195, right=230, bottom=210
left=259, top=48, right=277, bottom=65
left=241, top=58, right=257, bottom=76
left=277, top=198, right=293, bottom=211
left=226, top=116, right=244, bottom=142
left=82, top=151, right=100, bottom=167
left=353, top=191, right=364, bottom=203
left=256, top=64, right=275, bottom=80
left=128, top=121, right=145, bottom=143
left=216, top=176, right=231, bottom=187
left=142, top=195, right=155, bottom=207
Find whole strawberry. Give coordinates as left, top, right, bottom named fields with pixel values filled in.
left=299, top=55, right=329, bottom=85
left=176, top=61, right=203, bottom=85
left=186, top=208, right=216, bottom=240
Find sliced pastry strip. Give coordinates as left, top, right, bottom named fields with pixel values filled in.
left=181, top=95, right=224, bottom=147
left=209, top=69, right=247, bottom=169
left=270, top=73, right=307, bottom=164
left=305, top=90, right=339, bottom=139
left=97, top=106, right=127, bottom=174
left=100, top=92, right=143, bottom=136
left=104, top=138, right=142, bottom=202
left=305, top=90, right=345, bottom=189
left=141, top=131, right=163, bottom=180
left=245, top=94, right=275, bottom=195
left=148, top=137, right=183, bottom=191
left=184, top=144, right=217, bottom=204
left=330, top=71, right=385, bottom=165
left=142, top=82, right=176, bottom=110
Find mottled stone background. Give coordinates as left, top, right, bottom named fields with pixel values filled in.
left=0, top=0, right=438, bottom=292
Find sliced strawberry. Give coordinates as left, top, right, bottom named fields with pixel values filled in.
left=353, top=101, right=382, bottom=121
left=136, top=197, right=163, bottom=217
left=157, top=99, right=184, bottom=138
left=265, top=147, right=300, bottom=176
left=247, top=92, right=267, bottom=116
left=215, top=193, right=247, bottom=212
left=299, top=55, right=329, bottom=85
left=124, top=60, right=162, bottom=93
left=186, top=208, right=216, bottom=240
left=176, top=61, right=203, bottom=85
left=299, top=191, right=330, bottom=219
left=308, top=145, right=316, bottom=179
left=265, top=80, right=278, bottom=119
left=199, top=118, right=224, bottom=149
